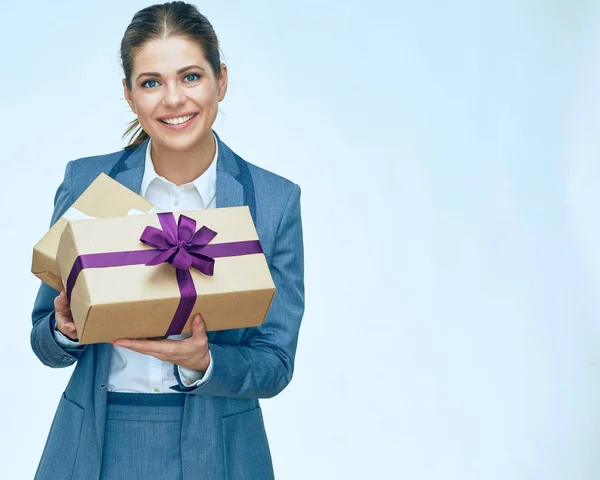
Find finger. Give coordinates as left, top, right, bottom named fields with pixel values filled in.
left=55, top=306, right=73, bottom=320
left=113, top=338, right=181, bottom=356
left=117, top=345, right=183, bottom=363
left=54, top=300, right=70, bottom=317
left=58, top=320, right=77, bottom=340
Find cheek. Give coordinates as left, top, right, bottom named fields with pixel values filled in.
left=193, top=86, right=220, bottom=111
left=134, top=98, right=162, bottom=130
left=134, top=97, right=157, bottom=119
left=129, top=88, right=159, bottom=114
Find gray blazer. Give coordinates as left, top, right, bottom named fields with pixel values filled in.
left=31, top=132, right=305, bottom=479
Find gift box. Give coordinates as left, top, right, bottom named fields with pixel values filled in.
left=56, top=207, right=276, bottom=344
left=32, top=173, right=156, bottom=291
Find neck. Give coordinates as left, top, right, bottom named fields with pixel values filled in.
left=150, top=133, right=215, bottom=186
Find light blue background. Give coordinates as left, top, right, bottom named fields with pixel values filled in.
left=1, top=1, right=599, bottom=478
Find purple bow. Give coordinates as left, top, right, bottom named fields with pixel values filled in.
left=140, top=213, right=217, bottom=276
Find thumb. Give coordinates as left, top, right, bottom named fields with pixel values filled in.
left=191, top=314, right=203, bottom=335
left=55, top=291, right=69, bottom=312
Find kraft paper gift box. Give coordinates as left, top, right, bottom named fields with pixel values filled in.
left=32, top=173, right=157, bottom=291
left=56, top=207, right=276, bottom=344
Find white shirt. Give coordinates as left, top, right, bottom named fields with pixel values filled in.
left=55, top=135, right=218, bottom=393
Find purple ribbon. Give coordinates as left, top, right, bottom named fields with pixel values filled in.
left=66, top=212, right=264, bottom=337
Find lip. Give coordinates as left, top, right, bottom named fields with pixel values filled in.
left=157, top=112, right=199, bottom=131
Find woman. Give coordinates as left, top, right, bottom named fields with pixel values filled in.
left=30, top=2, right=304, bottom=479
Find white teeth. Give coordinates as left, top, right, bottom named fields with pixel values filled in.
left=161, top=114, right=195, bottom=125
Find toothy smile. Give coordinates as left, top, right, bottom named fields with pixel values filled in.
left=159, top=113, right=197, bottom=125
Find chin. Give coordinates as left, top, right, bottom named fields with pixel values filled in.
left=153, top=131, right=209, bottom=152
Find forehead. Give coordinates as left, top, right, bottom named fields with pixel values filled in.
left=132, top=36, right=208, bottom=73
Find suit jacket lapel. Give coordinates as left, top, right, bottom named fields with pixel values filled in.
left=215, top=132, right=258, bottom=225
left=215, top=133, right=244, bottom=209
left=108, top=138, right=148, bottom=194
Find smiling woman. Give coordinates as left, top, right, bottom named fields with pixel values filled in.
left=30, top=2, right=304, bottom=480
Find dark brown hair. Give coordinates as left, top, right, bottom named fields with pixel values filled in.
left=120, top=1, right=222, bottom=148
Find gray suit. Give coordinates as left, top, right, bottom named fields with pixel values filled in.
left=31, top=133, right=305, bottom=479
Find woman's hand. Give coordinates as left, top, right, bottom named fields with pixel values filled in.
left=113, top=314, right=211, bottom=372
left=54, top=290, right=78, bottom=341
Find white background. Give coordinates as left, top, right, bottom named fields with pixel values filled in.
left=1, top=1, right=600, bottom=478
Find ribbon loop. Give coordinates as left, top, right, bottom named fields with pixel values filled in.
left=140, top=212, right=216, bottom=275
left=177, top=214, right=196, bottom=244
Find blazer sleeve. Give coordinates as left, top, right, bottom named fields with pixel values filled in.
left=172, top=183, right=305, bottom=398
left=30, top=161, right=88, bottom=367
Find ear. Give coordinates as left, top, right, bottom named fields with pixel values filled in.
left=122, top=78, right=137, bottom=114
left=217, top=64, right=228, bottom=102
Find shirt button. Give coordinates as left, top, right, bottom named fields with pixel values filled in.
left=173, top=199, right=179, bottom=206
left=154, top=388, right=160, bottom=393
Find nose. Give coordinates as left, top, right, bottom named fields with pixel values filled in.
left=162, top=82, right=186, bottom=108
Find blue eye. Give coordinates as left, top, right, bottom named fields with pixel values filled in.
left=142, top=80, right=159, bottom=88
left=184, top=73, right=200, bottom=82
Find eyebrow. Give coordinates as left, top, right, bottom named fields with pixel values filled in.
left=136, top=65, right=206, bottom=81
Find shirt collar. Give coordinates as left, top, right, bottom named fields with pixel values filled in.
left=140, top=134, right=218, bottom=207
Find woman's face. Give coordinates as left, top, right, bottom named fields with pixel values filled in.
left=123, top=36, right=227, bottom=152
